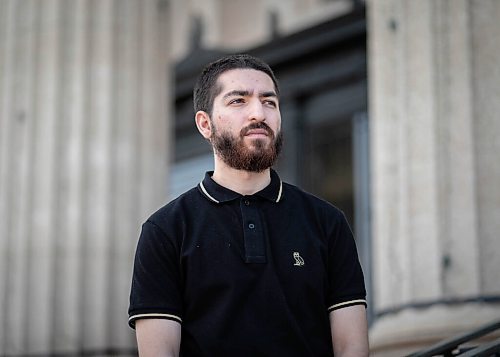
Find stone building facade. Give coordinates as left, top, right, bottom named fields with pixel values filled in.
left=0, top=0, right=499, bottom=355
left=0, top=0, right=170, bottom=354
left=369, top=1, right=500, bottom=354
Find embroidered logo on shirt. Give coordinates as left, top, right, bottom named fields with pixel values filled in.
left=293, top=252, right=305, bottom=266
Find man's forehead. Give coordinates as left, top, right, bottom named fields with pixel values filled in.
left=216, top=68, right=276, bottom=94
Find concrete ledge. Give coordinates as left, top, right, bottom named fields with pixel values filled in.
left=369, top=303, right=500, bottom=356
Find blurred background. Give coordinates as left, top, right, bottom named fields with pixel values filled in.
left=1, top=0, right=499, bottom=355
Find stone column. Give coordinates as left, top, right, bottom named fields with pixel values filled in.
left=0, top=0, right=170, bottom=354
left=368, top=0, right=500, bottom=355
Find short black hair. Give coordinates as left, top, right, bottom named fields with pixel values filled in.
left=193, top=54, right=280, bottom=116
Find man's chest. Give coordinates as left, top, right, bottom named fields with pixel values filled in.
left=178, top=203, right=330, bottom=305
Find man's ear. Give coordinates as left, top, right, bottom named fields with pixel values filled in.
left=195, top=111, right=212, bottom=140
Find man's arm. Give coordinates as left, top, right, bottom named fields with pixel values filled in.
left=136, top=319, right=181, bottom=357
left=329, top=305, right=369, bottom=357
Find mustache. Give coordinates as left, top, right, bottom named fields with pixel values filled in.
left=240, top=122, right=274, bottom=137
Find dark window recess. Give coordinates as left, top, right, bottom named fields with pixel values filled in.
left=303, top=119, right=354, bottom=227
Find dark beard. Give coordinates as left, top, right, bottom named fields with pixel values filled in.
left=211, top=122, right=283, bottom=172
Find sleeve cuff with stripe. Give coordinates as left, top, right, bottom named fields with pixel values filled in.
left=128, top=313, right=182, bottom=329
left=327, top=299, right=367, bottom=312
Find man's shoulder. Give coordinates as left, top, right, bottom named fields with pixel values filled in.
left=282, top=181, right=344, bottom=217
left=282, top=181, right=335, bottom=207
left=147, top=185, right=202, bottom=226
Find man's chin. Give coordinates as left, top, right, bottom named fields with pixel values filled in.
left=244, top=137, right=270, bottom=149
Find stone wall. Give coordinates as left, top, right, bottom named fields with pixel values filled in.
left=368, top=0, right=500, bottom=354
left=0, top=0, right=170, bottom=354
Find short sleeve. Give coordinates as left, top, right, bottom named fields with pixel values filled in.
left=128, top=220, right=183, bottom=328
left=327, top=212, right=367, bottom=312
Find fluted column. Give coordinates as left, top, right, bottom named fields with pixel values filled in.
left=0, top=0, right=170, bottom=354
left=368, top=0, right=500, bottom=355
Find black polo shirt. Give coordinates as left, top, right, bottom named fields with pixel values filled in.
left=129, top=170, right=366, bottom=356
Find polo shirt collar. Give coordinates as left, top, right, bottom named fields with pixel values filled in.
left=198, top=169, right=283, bottom=204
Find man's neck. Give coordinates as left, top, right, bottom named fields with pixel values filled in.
left=212, top=156, right=271, bottom=196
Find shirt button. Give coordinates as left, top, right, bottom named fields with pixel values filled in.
left=248, top=223, right=255, bottom=229
left=244, top=199, right=250, bottom=206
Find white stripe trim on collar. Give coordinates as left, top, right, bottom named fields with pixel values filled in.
left=199, top=181, right=219, bottom=203
left=276, top=180, right=283, bottom=202
left=200, top=178, right=282, bottom=203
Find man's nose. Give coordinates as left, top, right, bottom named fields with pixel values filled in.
left=248, top=100, right=265, bottom=122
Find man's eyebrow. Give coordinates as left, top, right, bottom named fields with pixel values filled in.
left=260, top=91, right=277, bottom=98
left=222, top=90, right=278, bottom=100
left=222, top=90, right=251, bottom=100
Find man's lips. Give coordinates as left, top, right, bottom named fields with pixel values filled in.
left=245, top=128, right=269, bottom=136
left=241, top=122, right=274, bottom=138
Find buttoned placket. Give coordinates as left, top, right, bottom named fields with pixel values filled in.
left=240, top=197, right=266, bottom=263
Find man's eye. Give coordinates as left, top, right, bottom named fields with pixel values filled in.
left=264, top=100, right=277, bottom=107
left=229, top=98, right=244, bottom=104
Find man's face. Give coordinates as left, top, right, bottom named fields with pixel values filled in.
left=208, top=69, right=282, bottom=172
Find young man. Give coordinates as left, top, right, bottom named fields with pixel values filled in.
left=128, top=54, right=369, bottom=356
